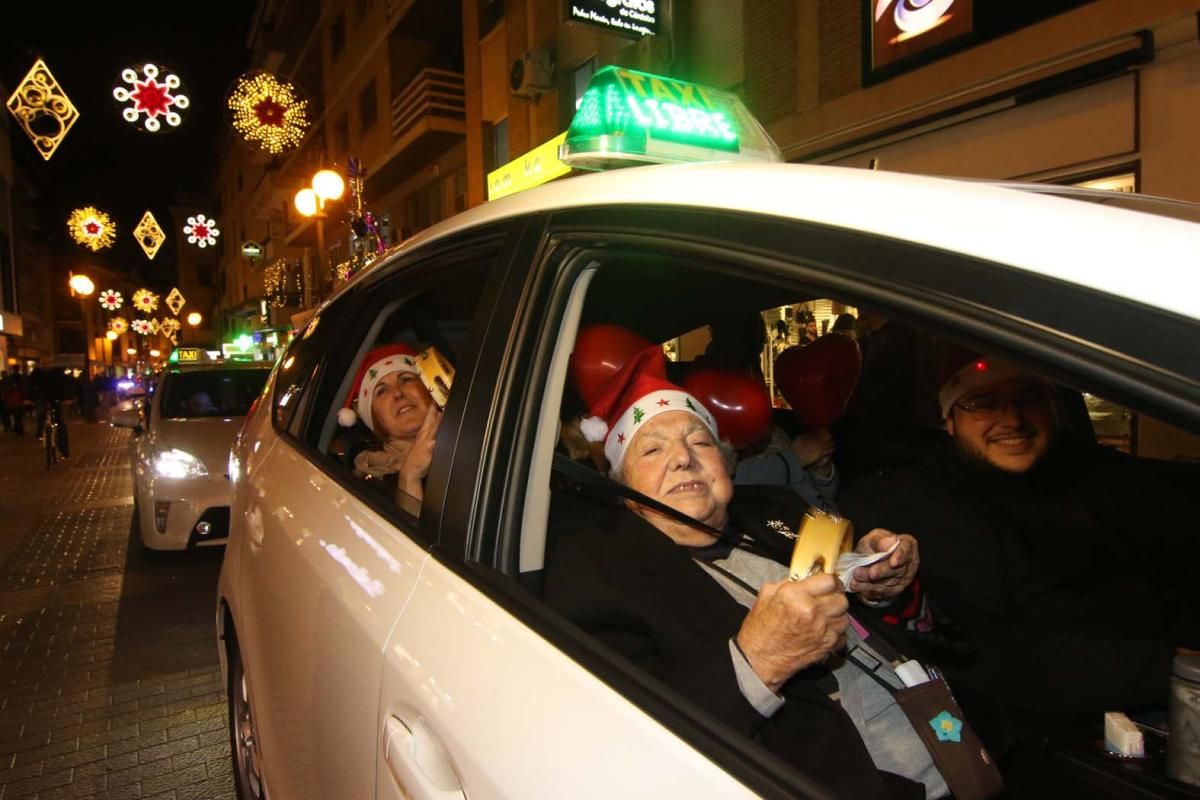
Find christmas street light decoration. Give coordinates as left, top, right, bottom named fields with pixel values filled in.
left=68, top=207, right=116, bottom=251
left=158, top=317, right=181, bottom=339
left=112, top=63, right=189, bottom=132
left=165, top=288, right=186, bottom=315
left=183, top=214, right=220, bottom=248
left=98, top=290, right=123, bottom=311
left=133, top=210, right=166, bottom=259
left=109, top=317, right=129, bottom=335
left=132, top=289, right=159, bottom=314
left=131, top=319, right=152, bottom=336
left=148, top=318, right=161, bottom=334
left=227, top=71, right=310, bottom=154
left=6, top=58, right=79, bottom=161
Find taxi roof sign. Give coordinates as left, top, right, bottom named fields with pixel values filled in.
left=169, top=347, right=210, bottom=364
left=559, top=67, right=782, bottom=171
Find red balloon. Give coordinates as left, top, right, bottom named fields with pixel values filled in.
left=775, top=334, right=862, bottom=428
left=683, top=368, right=773, bottom=449
left=571, top=325, right=653, bottom=407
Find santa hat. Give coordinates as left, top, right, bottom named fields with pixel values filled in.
left=580, top=345, right=718, bottom=471
left=938, top=350, right=1031, bottom=418
left=338, top=344, right=420, bottom=430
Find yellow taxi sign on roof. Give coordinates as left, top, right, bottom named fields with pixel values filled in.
left=488, top=132, right=570, bottom=201
left=559, top=66, right=782, bottom=171
left=169, top=347, right=209, bottom=364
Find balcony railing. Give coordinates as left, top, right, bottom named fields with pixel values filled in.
left=391, top=68, right=466, bottom=144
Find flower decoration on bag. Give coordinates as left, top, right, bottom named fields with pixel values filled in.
left=131, top=319, right=152, bottom=336
left=109, top=317, right=129, bottom=335
left=98, top=290, right=123, bottom=311
left=132, top=289, right=159, bottom=314
left=112, top=63, right=189, bottom=133
left=183, top=214, right=219, bottom=248
left=929, top=711, right=963, bottom=743
left=67, top=206, right=116, bottom=251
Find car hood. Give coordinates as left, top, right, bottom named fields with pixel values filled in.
left=153, top=417, right=243, bottom=472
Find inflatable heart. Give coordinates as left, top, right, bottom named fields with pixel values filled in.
left=571, top=325, right=653, bottom=407
left=683, top=368, right=772, bottom=449
left=775, top=334, right=862, bottom=428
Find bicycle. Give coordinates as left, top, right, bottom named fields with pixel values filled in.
left=43, top=404, right=59, bottom=469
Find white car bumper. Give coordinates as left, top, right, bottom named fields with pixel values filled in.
left=137, top=471, right=233, bottom=551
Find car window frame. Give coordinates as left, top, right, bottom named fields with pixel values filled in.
left=431, top=203, right=1200, bottom=800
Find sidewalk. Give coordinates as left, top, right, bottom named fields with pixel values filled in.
left=0, top=419, right=235, bottom=800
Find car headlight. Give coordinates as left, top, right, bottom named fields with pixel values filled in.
left=153, top=448, right=209, bottom=479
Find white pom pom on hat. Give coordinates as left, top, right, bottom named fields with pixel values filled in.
left=337, top=407, right=358, bottom=428
left=579, top=415, right=608, bottom=443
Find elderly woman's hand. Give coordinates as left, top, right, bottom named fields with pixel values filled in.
left=398, top=405, right=442, bottom=501
left=847, top=529, right=919, bottom=603
left=735, top=574, right=849, bottom=692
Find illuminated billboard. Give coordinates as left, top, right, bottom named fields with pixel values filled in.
left=567, top=0, right=659, bottom=38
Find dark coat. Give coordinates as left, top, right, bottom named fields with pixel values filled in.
left=846, top=439, right=1200, bottom=730
left=543, top=485, right=922, bottom=800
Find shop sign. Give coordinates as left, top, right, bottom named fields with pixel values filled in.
left=488, top=132, right=570, bottom=201
left=567, top=0, right=659, bottom=38
left=242, top=241, right=264, bottom=260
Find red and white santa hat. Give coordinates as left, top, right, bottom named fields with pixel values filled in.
left=338, top=344, right=420, bottom=430
left=580, top=345, right=719, bottom=471
left=938, top=351, right=1030, bottom=418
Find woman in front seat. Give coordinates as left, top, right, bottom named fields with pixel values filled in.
left=338, top=344, right=441, bottom=513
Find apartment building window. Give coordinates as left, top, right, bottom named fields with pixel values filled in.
left=335, top=113, right=350, bottom=155
left=484, top=118, right=509, bottom=174
left=360, top=80, right=378, bottom=132
left=331, top=14, right=346, bottom=59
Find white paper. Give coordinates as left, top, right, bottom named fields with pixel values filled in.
left=835, top=541, right=899, bottom=593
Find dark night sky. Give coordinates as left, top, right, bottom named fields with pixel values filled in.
left=1, top=2, right=256, bottom=286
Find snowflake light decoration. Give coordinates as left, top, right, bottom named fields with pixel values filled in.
left=165, top=288, right=186, bottom=315
left=131, top=319, right=152, bottom=336
left=109, top=317, right=129, bottom=335
left=227, top=71, right=310, bottom=154
left=98, top=290, right=123, bottom=311
left=6, top=58, right=79, bottom=161
left=133, top=211, right=166, bottom=259
left=132, top=289, right=159, bottom=314
left=112, top=64, right=190, bottom=133
left=183, top=214, right=220, bottom=248
left=67, top=207, right=116, bottom=251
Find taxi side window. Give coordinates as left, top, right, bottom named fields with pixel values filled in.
left=273, top=301, right=352, bottom=439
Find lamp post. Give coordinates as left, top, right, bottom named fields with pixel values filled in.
left=68, top=273, right=96, bottom=421
left=294, top=168, right=345, bottom=310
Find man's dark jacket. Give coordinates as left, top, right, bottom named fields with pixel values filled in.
left=543, top=485, right=923, bottom=800
left=845, top=438, right=1200, bottom=729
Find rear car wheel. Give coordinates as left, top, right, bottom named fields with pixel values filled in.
left=227, top=630, right=267, bottom=800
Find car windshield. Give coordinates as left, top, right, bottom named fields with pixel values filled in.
left=159, top=368, right=270, bottom=419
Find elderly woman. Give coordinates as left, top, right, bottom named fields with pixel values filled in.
left=338, top=344, right=441, bottom=511
left=547, top=346, right=960, bottom=800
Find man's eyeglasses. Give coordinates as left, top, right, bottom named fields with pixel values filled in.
left=954, top=387, right=1052, bottom=418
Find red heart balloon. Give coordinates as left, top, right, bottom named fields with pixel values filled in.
left=774, top=334, right=862, bottom=428
left=571, top=325, right=653, bottom=407
left=683, top=368, right=773, bottom=449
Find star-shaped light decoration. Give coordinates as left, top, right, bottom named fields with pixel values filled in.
left=98, top=290, right=123, bottom=311
left=109, top=317, right=129, bottom=335
left=132, top=289, right=159, bottom=314
left=227, top=71, right=310, bottom=154
left=133, top=211, right=166, bottom=259
left=165, top=288, right=186, bottom=316
left=183, top=214, right=220, bottom=248
left=131, top=319, right=152, bottom=336
left=67, top=207, right=116, bottom=251
left=112, top=64, right=190, bottom=133
left=6, top=58, right=79, bottom=160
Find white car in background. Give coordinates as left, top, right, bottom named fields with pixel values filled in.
left=114, top=353, right=271, bottom=552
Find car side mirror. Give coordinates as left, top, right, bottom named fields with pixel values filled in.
left=111, top=407, right=143, bottom=433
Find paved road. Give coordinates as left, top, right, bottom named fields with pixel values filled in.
left=0, top=418, right=235, bottom=800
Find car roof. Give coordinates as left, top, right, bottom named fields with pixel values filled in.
left=168, top=361, right=273, bottom=372
left=376, top=162, right=1200, bottom=322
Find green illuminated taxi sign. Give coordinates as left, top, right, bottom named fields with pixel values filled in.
left=560, top=66, right=781, bottom=170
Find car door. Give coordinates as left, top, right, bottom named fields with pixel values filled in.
left=236, top=226, right=521, bottom=800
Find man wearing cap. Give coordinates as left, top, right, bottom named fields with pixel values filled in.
left=547, top=347, right=957, bottom=800
left=846, top=352, right=1200, bottom=750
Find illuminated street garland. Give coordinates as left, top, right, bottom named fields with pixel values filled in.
left=165, top=287, right=186, bottom=315
left=5, top=58, right=79, bottom=160
left=158, top=317, right=181, bottom=340
left=133, top=210, right=166, bottom=259
left=132, top=289, right=159, bottom=314
left=131, top=319, right=152, bottom=335
left=227, top=71, right=310, bottom=154
left=67, top=207, right=116, bottom=251
left=183, top=214, right=220, bottom=248
left=98, top=290, right=123, bottom=311
left=112, top=63, right=189, bottom=132
left=109, top=317, right=128, bottom=335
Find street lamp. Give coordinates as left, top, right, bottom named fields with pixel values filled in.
left=68, top=272, right=96, bottom=420
left=149, top=349, right=161, bottom=358
left=186, top=311, right=202, bottom=327
left=106, top=330, right=118, bottom=341
left=126, top=347, right=137, bottom=356
left=294, top=168, right=345, bottom=309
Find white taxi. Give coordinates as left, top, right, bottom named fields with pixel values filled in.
left=216, top=66, right=1200, bottom=799
left=114, top=349, right=271, bottom=551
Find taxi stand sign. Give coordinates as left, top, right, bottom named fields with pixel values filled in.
left=168, top=347, right=209, bottom=364
left=488, top=132, right=571, bottom=201
left=559, top=66, right=782, bottom=171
